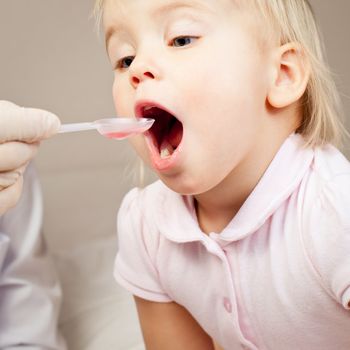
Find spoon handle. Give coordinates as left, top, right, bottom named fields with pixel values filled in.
left=58, top=122, right=97, bottom=133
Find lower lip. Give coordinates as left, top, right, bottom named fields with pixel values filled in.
left=145, top=132, right=183, bottom=172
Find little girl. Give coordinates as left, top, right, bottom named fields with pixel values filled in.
left=95, top=0, right=350, bottom=349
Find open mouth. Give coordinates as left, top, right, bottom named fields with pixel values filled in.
left=141, top=106, right=183, bottom=159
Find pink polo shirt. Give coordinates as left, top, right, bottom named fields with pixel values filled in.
left=114, top=133, right=350, bottom=350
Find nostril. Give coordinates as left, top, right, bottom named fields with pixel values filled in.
left=131, top=70, right=155, bottom=86
left=132, top=76, right=140, bottom=85
left=144, top=71, right=154, bottom=79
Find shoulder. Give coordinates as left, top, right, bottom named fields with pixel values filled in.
left=118, top=180, right=174, bottom=220
left=117, top=180, right=177, bottom=252
left=302, top=144, right=350, bottom=235
left=306, top=144, right=350, bottom=224
left=312, top=144, right=350, bottom=180
left=118, top=180, right=162, bottom=231
left=301, top=145, right=350, bottom=308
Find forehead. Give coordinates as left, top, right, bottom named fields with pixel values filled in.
left=101, top=0, right=263, bottom=50
left=102, top=0, right=235, bottom=23
left=102, top=0, right=242, bottom=50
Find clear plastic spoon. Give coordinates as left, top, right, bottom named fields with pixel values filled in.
left=58, top=118, right=155, bottom=140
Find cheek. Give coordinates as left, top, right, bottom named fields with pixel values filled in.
left=182, top=51, right=267, bottom=130
left=128, top=135, right=151, bottom=167
left=178, top=50, right=267, bottom=170
left=112, top=77, right=134, bottom=116
left=111, top=77, right=150, bottom=163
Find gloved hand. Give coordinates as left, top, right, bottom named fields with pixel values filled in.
left=0, top=100, right=60, bottom=214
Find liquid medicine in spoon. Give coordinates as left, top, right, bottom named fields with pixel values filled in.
left=101, top=127, right=149, bottom=140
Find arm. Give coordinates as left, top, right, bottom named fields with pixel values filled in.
left=0, top=164, right=66, bottom=349
left=213, top=342, right=225, bottom=350
left=134, top=296, right=215, bottom=350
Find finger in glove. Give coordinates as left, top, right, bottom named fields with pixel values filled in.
left=0, top=100, right=61, bottom=143
left=0, top=176, right=24, bottom=215
left=0, top=142, right=38, bottom=172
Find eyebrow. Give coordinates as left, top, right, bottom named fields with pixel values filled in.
left=105, top=1, right=211, bottom=49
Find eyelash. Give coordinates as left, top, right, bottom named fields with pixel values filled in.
left=169, top=35, right=199, bottom=47
left=115, top=36, right=199, bottom=70
left=116, top=56, right=134, bottom=70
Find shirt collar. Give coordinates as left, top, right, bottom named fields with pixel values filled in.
left=156, top=133, right=314, bottom=243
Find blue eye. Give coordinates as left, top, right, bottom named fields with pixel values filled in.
left=171, top=36, right=197, bottom=47
left=117, top=56, right=134, bottom=69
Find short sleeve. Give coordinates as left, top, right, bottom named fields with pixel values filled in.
left=114, top=187, right=172, bottom=302
left=303, top=173, right=350, bottom=310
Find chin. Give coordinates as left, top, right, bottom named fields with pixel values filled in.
left=159, top=172, right=211, bottom=196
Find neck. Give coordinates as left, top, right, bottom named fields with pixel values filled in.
left=194, top=116, right=299, bottom=234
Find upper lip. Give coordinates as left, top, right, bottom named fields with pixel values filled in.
left=134, top=100, right=179, bottom=121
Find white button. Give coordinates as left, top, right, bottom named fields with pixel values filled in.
left=223, top=297, right=232, bottom=313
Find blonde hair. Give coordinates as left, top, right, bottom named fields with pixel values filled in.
left=93, top=0, right=104, bottom=28
left=94, top=0, right=348, bottom=148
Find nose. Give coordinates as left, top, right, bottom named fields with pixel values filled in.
left=129, top=57, right=159, bottom=89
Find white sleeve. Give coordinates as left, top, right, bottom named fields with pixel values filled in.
left=0, top=164, right=66, bottom=350
left=303, top=173, right=350, bottom=310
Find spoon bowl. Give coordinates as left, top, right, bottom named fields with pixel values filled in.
left=59, top=118, right=155, bottom=140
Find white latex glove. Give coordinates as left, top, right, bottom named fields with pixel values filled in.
left=0, top=100, right=60, bottom=214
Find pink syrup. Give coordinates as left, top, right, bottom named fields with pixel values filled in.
left=101, top=127, right=148, bottom=140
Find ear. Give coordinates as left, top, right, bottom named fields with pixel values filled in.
left=267, top=42, right=310, bottom=109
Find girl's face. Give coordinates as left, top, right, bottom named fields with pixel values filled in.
left=104, top=0, right=271, bottom=195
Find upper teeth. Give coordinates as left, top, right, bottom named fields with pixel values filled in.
left=143, top=106, right=155, bottom=112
